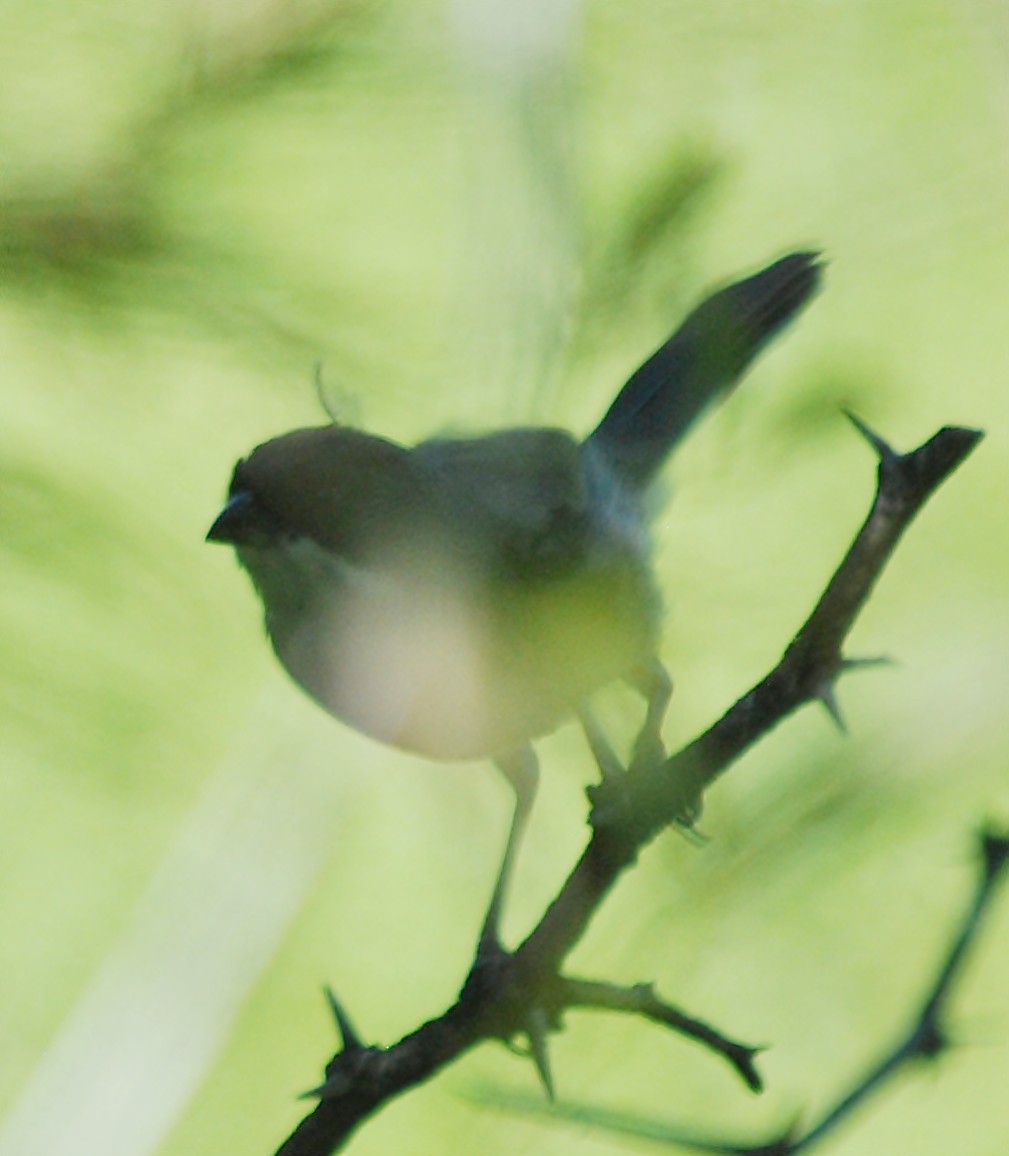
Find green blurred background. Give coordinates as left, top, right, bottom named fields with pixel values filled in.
left=1, top=1, right=1007, bottom=1154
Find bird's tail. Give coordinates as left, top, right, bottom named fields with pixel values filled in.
left=586, top=251, right=823, bottom=492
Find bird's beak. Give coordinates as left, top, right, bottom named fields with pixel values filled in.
left=206, top=491, right=257, bottom=545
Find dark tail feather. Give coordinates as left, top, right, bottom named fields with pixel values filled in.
left=586, top=251, right=823, bottom=491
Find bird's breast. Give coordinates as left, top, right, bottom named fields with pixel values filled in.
left=239, top=534, right=657, bottom=760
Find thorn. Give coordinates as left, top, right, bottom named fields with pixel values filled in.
left=325, top=985, right=364, bottom=1053
left=817, top=655, right=894, bottom=731
left=300, top=1061, right=360, bottom=1101
left=911, top=1017, right=949, bottom=1061
left=979, top=827, right=1009, bottom=881
left=299, top=991, right=370, bottom=1100
left=841, top=654, right=896, bottom=672
left=299, top=1077, right=335, bottom=1101
left=670, top=792, right=708, bottom=845
left=843, top=410, right=897, bottom=463
left=817, top=681, right=847, bottom=733
left=300, top=1063, right=352, bottom=1101
left=732, top=1044, right=767, bottom=1094
left=525, top=1008, right=555, bottom=1101
left=675, top=816, right=710, bottom=847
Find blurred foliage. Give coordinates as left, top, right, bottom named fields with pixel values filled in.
left=1, top=2, right=1007, bottom=1156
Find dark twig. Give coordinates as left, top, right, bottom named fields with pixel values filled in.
left=272, top=422, right=982, bottom=1156
left=558, top=978, right=764, bottom=1091
left=496, top=826, right=1009, bottom=1154
left=788, top=825, right=1009, bottom=1154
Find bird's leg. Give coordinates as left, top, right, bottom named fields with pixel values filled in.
left=629, top=659, right=673, bottom=774
left=472, top=750, right=558, bottom=1097
left=578, top=705, right=625, bottom=782
left=580, top=659, right=673, bottom=783
left=480, top=747, right=539, bottom=956
left=627, top=660, right=704, bottom=838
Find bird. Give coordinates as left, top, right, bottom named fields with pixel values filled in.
left=207, top=251, right=822, bottom=949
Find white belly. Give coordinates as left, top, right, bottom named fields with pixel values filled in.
left=240, top=536, right=656, bottom=760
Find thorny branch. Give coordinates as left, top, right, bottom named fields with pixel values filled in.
left=273, top=420, right=983, bottom=1156
left=488, top=826, right=1009, bottom=1155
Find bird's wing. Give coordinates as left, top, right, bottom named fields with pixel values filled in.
left=414, top=428, right=595, bottom=580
